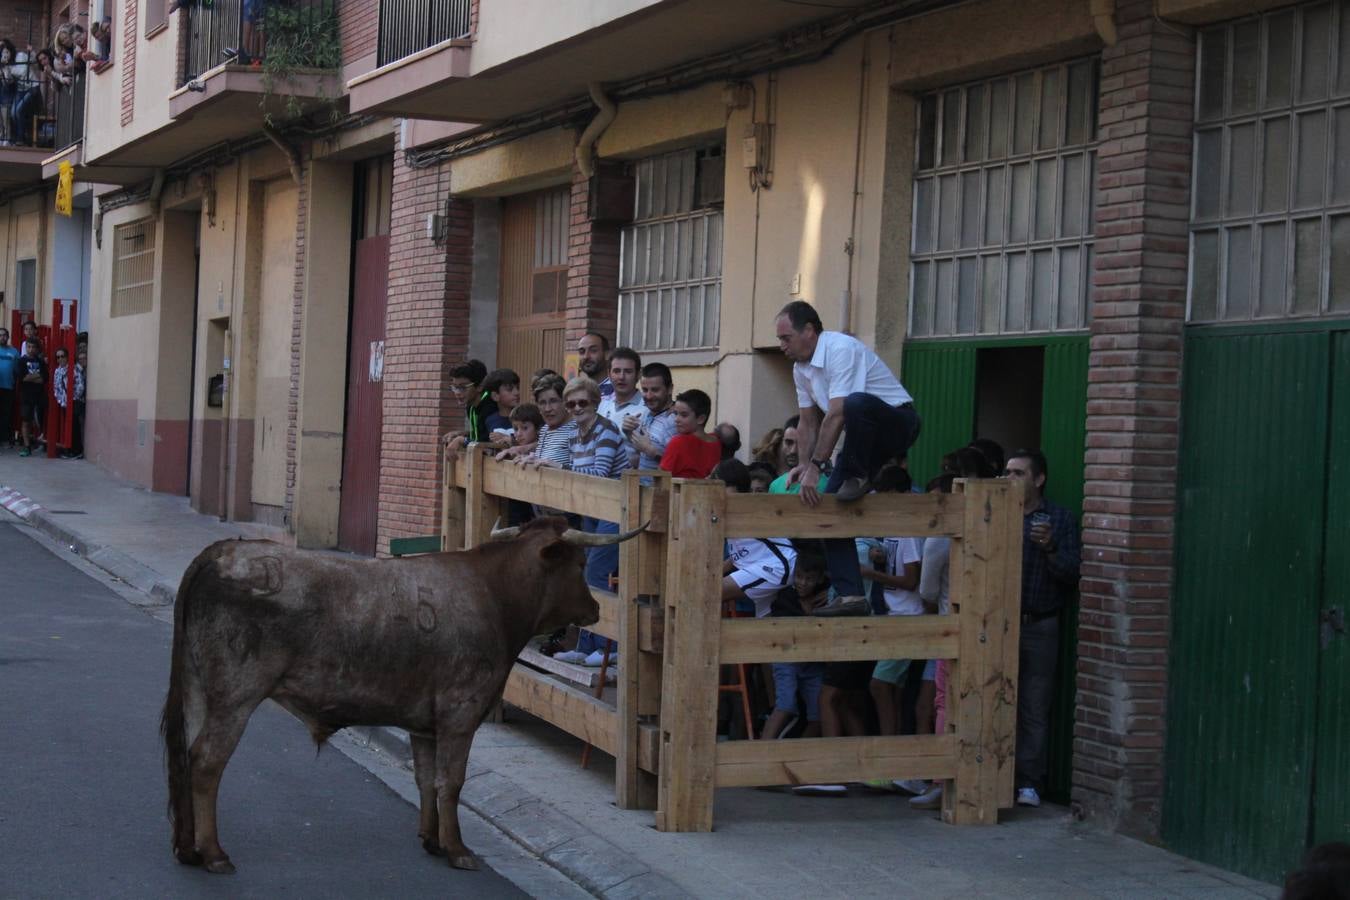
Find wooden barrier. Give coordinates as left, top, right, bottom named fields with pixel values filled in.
left=441, top=444, right=1021, bottom=831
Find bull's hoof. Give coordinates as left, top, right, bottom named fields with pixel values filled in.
left=173, top=846, right=203, bottom=867
left=421, top=837, right=446, bottom=857
left=204, top=858, right=236, bottom=875
left=448, top=852, right=480, bottom=871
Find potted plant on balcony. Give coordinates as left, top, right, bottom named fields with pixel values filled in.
left=258, top=0, right=341, bottom=124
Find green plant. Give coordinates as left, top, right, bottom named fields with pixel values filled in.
left=257, top=0, right=341, bottom=125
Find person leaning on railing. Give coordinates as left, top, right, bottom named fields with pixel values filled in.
left=12, top=47, right=57, bottom=147
left=0, top=40, right=26, bottom=145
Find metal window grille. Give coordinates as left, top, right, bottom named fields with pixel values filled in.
left=1188, top=0, right=1350, bottom=322
left=909, top=59, right=1100, bottom=338
left=111, top=219, right=157, bottom=318
left=618, top=147, right=724, bottom=352
left=378, top=0, right=473, bottom=67
left=532, top=187, right=569, bottom=315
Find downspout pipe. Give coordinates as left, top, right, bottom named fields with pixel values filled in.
left=575, top=82, right=617, bottom=179
left=262, top=122, right=304, bottom=186
left=1091, top=0, right=1118, bottom=46
left=148, top=168, right=167, bottom=213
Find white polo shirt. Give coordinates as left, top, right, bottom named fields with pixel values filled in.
left=598, top=390, right=647, bottom=466
left=792, top=330, right=912, bottom=412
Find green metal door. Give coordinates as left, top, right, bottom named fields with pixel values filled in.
left=900, top=342, right=977, bottom=484
left=1312, top=331, right=1350, bottom=846
left=1040, top=337, right=1089, bottom=802
left=1165, top=328, right=1334, bottom=882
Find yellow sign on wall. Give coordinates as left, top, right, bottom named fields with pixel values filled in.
left=55, top=161, right=74, bottom=217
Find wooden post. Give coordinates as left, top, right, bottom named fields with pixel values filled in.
left=616, top=470, right=661, bottom=810
left=442, top=447, right=466, bottom=552
left=655, top=480, right=725, bottom=832
left=943, top=479, right=1018, bottom=825
left=992, top=479, right=1022, bottom=809
left=462, top=445, right=503, bottom=549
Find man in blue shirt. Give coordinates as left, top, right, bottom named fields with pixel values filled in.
left=1004, top=449, right=1081, bottom=809
left=0, top=327, right=19, bottom=449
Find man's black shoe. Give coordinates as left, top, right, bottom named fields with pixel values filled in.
left=834, top=477, right=870, bottom=502
left=812, top=595, right=870, bottom=617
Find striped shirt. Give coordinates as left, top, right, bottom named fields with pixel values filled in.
left=534, top=420, right=577, bottom=469
left=637, top=407, right=678, bottom=471
left=569, top=415, right=627, bottom=479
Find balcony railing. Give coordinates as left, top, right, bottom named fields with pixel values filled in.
left=182, top=0, right=340, bottom=86
left=54, top=69, right=87, bottom=151
left=378, top=0, right=472, bottom=67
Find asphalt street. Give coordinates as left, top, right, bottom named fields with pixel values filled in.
left=0, top=521, right=525, bottom=898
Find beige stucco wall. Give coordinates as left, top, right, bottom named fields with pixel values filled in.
left=84, top=15, right=182, bottom=162
left=0, top=194, right=46, bottom=325
left=450, top=127, right=575, bottom=197
left=472, top=0, right=659, bottom=75
left=252, top=177, right=298, bottom=510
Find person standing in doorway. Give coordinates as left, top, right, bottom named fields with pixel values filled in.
left=1003, top=449, right=1081, bottom=808
left=775, top=300, right=920, bottom=615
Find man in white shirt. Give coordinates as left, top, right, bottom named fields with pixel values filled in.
left=776, top=300, right=921, bottom=615
left=597, top=347, right=645, bottom=467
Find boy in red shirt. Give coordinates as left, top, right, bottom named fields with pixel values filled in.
left=660, top=389, right=721, bottom=478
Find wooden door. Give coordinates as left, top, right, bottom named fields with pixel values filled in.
left=497, top=188, right=568, bottom=378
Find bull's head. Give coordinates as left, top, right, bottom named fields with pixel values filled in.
left=487, top=518, right=647, bottom=634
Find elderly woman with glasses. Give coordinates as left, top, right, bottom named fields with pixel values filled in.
left=533, top=375, right=628, bottom=665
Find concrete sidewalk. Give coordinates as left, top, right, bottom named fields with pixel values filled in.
left=0, top=451, right=1280, bottom=899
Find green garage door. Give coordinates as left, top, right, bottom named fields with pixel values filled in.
left=903, top=336, right=1088, bottom=803
left=1165, top=327, right=1350, bottom=883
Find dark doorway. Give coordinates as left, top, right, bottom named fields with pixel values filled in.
left=974, top=346, right=1044, bottom=457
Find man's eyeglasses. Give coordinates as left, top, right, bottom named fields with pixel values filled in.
left=448, top=383, right=471, bottom=393
left=564, top=399, right=591, bottom=410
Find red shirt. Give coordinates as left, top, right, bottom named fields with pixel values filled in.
left=660, top=433, right=722, bottom=479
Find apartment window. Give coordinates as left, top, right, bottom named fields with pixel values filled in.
left=112, top=219, right=156, bottom=317
left=144, top=0, right=169, bottom=36
left=618, top=146, right=724, bottom=352
left=531, top=187, right=569, bottom=315
left=1189, top=1, right=1350, bottom=321
left=15, top=259, right=36, bottom=311
left=909, top=60, right=1099, bottom=338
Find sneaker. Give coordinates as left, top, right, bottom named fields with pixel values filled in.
left=18, top=448, right=31, bottom=457
left=833, top=476, right=871, bottom=502
left=812, top=595, right=870, bottom=617
left=909, top=784, right=943, bottom=810
left=583, top=649, right=614, bottom=667
left=553, top=650, right=587, bottom=664
left=893, top=778, right=929, bottom=796
left=792, top=784, right=847, bottom=796
left=1016, top=787, right=1041, bottom=808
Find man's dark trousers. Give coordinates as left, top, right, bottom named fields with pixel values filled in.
left=1016, top=614, right=1059, bottom=791
left=822, top=392, right=920, bottom=597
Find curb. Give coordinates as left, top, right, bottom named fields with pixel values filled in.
left=0, top=483, right=178, bottom=605
left=348, top=726, right=692, bottom=900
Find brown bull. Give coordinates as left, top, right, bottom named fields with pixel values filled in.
left=161, top=516, right=637, bottom=874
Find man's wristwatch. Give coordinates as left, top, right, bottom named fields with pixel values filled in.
left=810, top=457, right=833, bottom=474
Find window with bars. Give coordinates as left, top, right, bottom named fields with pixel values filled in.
left=532, top=187, right=569, bottom=315
left=909, top=59, right=1099, bottom=338
left=618, top=146, right=724, bottom=352
left=112, top=219, right=157, bottom=318
left=1189, top=1, right=1350, bottom=322
left=15, top=259, right=36, bottom=312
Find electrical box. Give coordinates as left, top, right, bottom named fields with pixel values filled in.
left=588, top=163, right=636, bottom=224
left=741, top=135, right=759, bottom=169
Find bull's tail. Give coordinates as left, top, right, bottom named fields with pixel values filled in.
left=162, top=547, right=216, bottom=866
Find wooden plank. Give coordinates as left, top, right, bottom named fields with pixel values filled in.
left=720, top=615, right=960, bottom=665
left=478, top=456, right=625, bottom=523
left=389, top=535, right=441, bottom=557
left=722, top=492, right=964, bottom=539
left=637, top=603, right=664, bottom=653
left=992, top=480, right=1022, bottom=810
left=943, top=479, right=1011, bottom=826
left=502, top=664, right=617, bottom=755
left=655, top=481, right=726, bottom=832
left=715, top=734, right=959, bottom=788
left=442, top=449, right=465, bottom=552
left=517, top=644, right=603, bottom=690
left=590, top=587, right=621, bottom=642
left=463, top=446, right=505, bottom=549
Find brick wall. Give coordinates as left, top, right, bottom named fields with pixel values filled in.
left=120, top=0, right=135, bottom=125
left=564, top=161, right=621, bottom=346
left=284, top=153, right=310, bottom=523
left=0, top=4, right=46, bottom=47
left=376, top=136, right=473, bottom=554
left=337, top=0, right=376, bottom=65
left=1073, top=0, right=1195, bottom=837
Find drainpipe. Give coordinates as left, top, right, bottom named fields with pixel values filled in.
left=574, top=82, right=617, bottom=179
left=262, top=123, right=304, bottom=186
left=147, top=168, right=167, bottom=213
left=1091, top=0, right=1118, bottom=46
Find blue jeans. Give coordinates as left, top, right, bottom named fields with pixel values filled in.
left=576, top=517, right=619, bottom=656
left=822, top=393, right=921, bottom=597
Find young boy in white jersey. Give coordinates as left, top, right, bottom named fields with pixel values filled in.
left=714, top=459, right=796, bottom=617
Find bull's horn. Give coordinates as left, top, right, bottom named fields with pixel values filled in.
left=489, top=519, right=522, bottom=541
left=559, top=522, right=649, bottom=546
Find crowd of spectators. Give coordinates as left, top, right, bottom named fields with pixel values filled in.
left=442, top=300, right=1081, bottom=811
left=0, top=22, right=104, bottom=148
left=0, top=324, right=87, bottom=458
